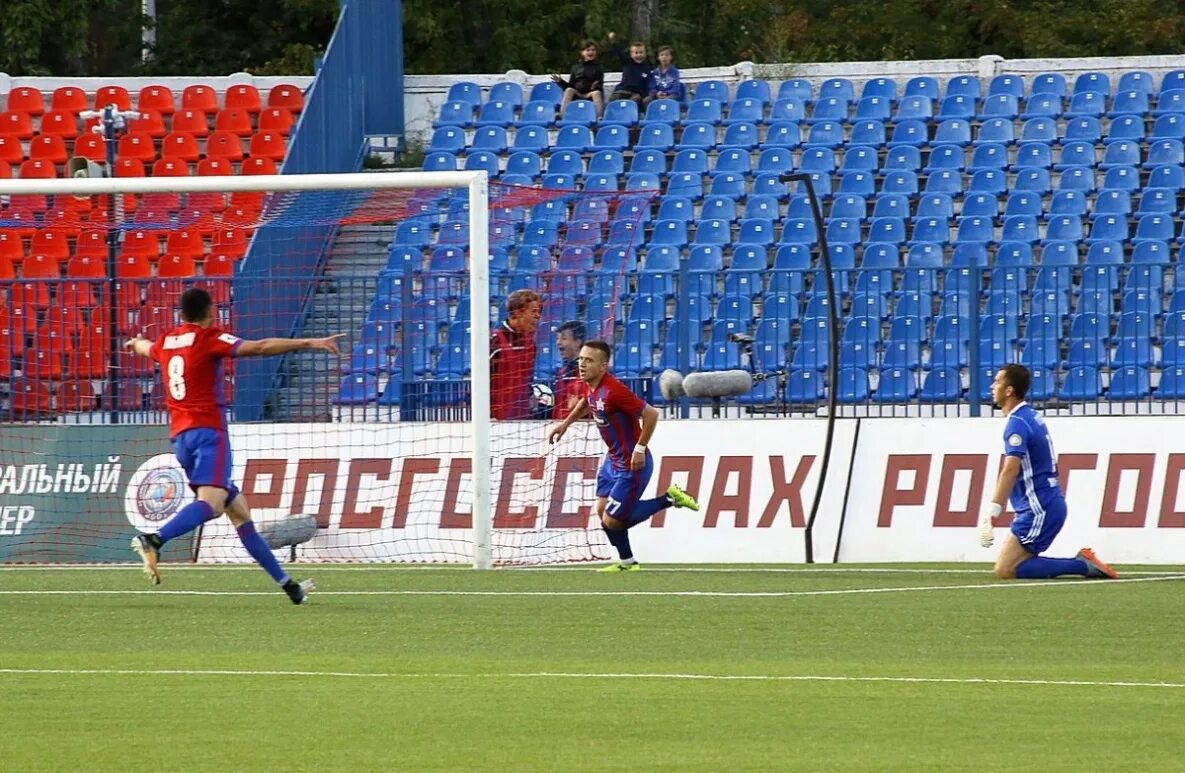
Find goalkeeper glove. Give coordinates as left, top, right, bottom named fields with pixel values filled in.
left=978, top=502, right=1001, bottom=548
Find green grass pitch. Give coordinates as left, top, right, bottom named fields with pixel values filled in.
left=3, top=563, right=1184, bottom=771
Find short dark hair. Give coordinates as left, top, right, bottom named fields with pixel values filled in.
left=180, top=287, right=213, bottom=322
left=581, top=340, right=611, bottom=362
left=556, top=320, right=586, bottom=341
left=658, top=46, right=673, bottom=56
left=1000, top=363, right=1030, bottom=399
left=581, top=40, right=598, bottom=51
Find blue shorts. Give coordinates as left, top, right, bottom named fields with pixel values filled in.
left=1010, top=495, right=1067, bottom=555
left=172, top=428, right=240, bottom=505
left=595, top=453, right=653, bottom=521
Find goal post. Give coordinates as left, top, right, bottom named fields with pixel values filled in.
left=0, top=168, right=630, bottom=569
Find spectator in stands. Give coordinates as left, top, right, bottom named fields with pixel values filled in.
left=552, top=320, right=586, bottom=420
left=490, top=288, right=542, bottom=420
left=647, top=46, right=684, bottom=105
left=606, top=31, right=652, bottom=107
left=552, top=41, right=606, bottom=118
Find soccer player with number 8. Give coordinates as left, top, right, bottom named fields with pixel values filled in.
left=125, top=287, right=343, bottom=603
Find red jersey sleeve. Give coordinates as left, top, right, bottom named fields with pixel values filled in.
left=148, top=332, right=167, bottom=365
left=200, top=327, right=243, bottom=361
left=608, top=377, right=645, bottom=417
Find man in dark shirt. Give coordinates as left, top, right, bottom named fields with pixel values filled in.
left=552, top=41, right=605, bottom=118
left=607, top=31, right=652, bottom=107
left=490, top=288, right=542, bottom=420
left=551, top=319, right=586, bottom=420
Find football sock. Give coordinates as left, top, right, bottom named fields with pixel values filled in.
left=1014, top=556, right=1088, bottom=579
left=236, top=520, right=291, bottom=584
left=157, top=500, right=216, bottom=544
left=603, top=526, right=633, bottom=561
left=623, top=495, right=671, bottom=528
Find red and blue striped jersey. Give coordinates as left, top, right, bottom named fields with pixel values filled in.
left=585, top=374, right=645, bottom=470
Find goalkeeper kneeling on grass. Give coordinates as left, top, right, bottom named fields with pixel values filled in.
left=978, top=364, right=1117, bottom=581
left=548, top=340, right=699, bottom=572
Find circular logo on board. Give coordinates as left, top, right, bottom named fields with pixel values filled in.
left=124, top=453, right=188, bottom=532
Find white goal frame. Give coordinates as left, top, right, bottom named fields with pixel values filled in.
left=0, top=171, right=497, bottom=569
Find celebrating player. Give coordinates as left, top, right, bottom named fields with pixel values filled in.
left=978, top=364, right=1117, bottom=580
left=548, top=340, right=699, bottom=571
left=551, top=319, right=585, bottom=420
left=125, top=287, right=343, bottom=603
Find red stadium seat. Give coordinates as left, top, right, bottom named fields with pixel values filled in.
left=211, top=228, right=248, bottom=258
left=215, top=108, right=253, bottom=137
left=135, top=303, right=180, bottom=339
left=114, top=158, right=146, bottom=177
left=57, top=380, right=98, bottom=412
left=157, top=253, right=197, bottom=277
left=137, top=85, right=176, bottom=116
left=129, top=110, right=167, bottom=138
left=2, top=301, right=36, bottom=336
left=225, top=84, right=261, bottom=113
left=0, top=110, right=35, bottom=139
left=15, top=253, right=60, bottom=309
left=196, top=157, right=232, bottom=176
left=175, top=207, right=215, bottom=233
left=267, top=84, right=304, bottom=113
left=46, top=304, right=86, bottom=336
left=205, top=131, right=244, bottom=162
left=0, top=208, right=36, bottom=239
left=248, top=131, right=286, bottom=161
left=161, top=131, right=200, bottom=162
left=51, top=86, right=88, bottom=115
left=0, top=325, right=23, bottom=378
left=0, top=160, right=10, bottom=179
left=73, top=133, right=107, bottom=162
left=17, top=159, right=56, bottom=179
left=141, top=193, right=181, bottom=212
left=257, top=107, right=294, bottom=136
left=42, top=208, right=83, bottom=238
left=181, top=84, right=218, bottom=114
left=29, top=135, right=68, bottom=165
left=203, top=253, right=236, bottom=276
left=10, top=379, right=53, bottom=418
left=118, top=132, right=156, bottom=163
left=6, top=86, right=45, bottom=115
left=152, top=158, right=189, bottom=177
left=187, top=191, right=226, bottom=213
left=0, top=135, right=22, bottom=164
left=23, top=347, right=63, bottom=382
left=241, top=156, right=277, bottom=175
left=223, top=201, right=261, bottom=224
left=63, top=253, right=104, bottom=307
left=0, top=231, right=23, bottom=262
left=94, top=85, right=131, bottom=111
left=164, top=229, right=204, bottom=258
left=40, top=110, right=79, bottom=138
left=73, top=231, right=107, bottom=259
left=29, top=230, right=71, bottom=260
left=122, top=230, right=160, bottom=257
left=70, top=333, right=111, bottom=379
left=170, top=108, right=209, bottom=137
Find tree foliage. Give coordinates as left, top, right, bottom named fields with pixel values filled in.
left=2, top=0, right=1184, bottom=77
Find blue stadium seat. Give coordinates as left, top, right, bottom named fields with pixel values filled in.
left=975, top=117, right=1015, bottom=145
left=888, top=119, right=927, bottom=147
left=830, top=193, right=867, bottom=220
left=918, top=366, right=961, bottom=402
left=770, top=98, right=807, bottom=123
left=882, top=316, right=925, bottom=369
left=1014, top=142, right=1054, bottom=170
left=969, top=143, right=1008, bottom=172
left=780, top=218, right=818, bottom=246
left=904, top=76, right=939, bottom=100
left=995, top=241, right=1033, bottom=266
left=527, top=81, right=563, bottom=107
left=778, top=78, right=813, bottom=101
left=593, top=125, right=629, bottom=151
left=637, top=123, right=675, bottom=152
left=761, top=292, right=800, bottom=324
left=546, top=149, right=583, bottom=177
left=475, top=100, right=515, bottom=128
left=1057, top=166, right=1096, bottom=193
left=1055, top=140, right=1095, bottom=170
left=1149, top=165, right=1185, bottom=190
left=657, top=196, right=694, bottom=224
left=981, top=93, right=1019, bottom=119
left=936, top=118, right=974, bottom=146
left=695, top=80, right=729, bottom=102
left=624, top=172, right=660, bottom=193
left=589, top=150, right=625, bottom=177
left=733, top=78, right=771, bottom=105
left=1108, top=90, right=1149, bottom=118
left=883, top=146, right=921, bottom=172
left=641, top=98, right=681, bottom=127
left=1099, top=140, right=1139, bottom=170
left=841, top=144, right=879, bottom=172
left=650, top=220, right=689, bottom=249
left=855, top=95, right=892, bottom=121
left=805, top=120, right=845, bottom=149
left=785, top=369, right=823, bottom=403
left=1031, top=72, right=1067, bottom=96
left=1058, top=365, right=1102, bottom=400
left=709, top=172, right=745, bottom=198
left=763, top=121, right=801, bottom=149
left=1155, top=89, right=1185, bottom=116
left=435, top=100, right=476, bottom=128
left=909, top=216, right=948, bottom=246
left=722, top=122, right=759, bottom=150
left=694, top=218, right=731, bottom=247
left=835, top=170, right=874, bottom=196
left=807, top=97, right=848, bottom=126
left=924, top=169, right=962, bottom=196
left=849, top=119, right=886, bottom=148
left=488, top=81, right=523, bottom=108
left=1105, top=115, right=1144, bottom=145
left=423, top=151, right=458, bottom=172
left=1152, top=114, right=1185, bottom=140
left=1108, top=365, right=1151, bottom=399
left=678, top=122, right=716, bottom=149
left=1067, top=91, right=1106, bottom=118
left=868, top=217, right=906, bottom=246
left=601, top=99, right=639, bottom=127
left=516, top=100, right=556, bottom=128
left=882, top=170, right=919, bottom=196
left=1137, top=188, right=1175, bottom=215
left=1001, top=191, right=1038, bottom=218
left=946, top=75, right=981, bottom=99
left=895, top=94, right=933, bottom=121
left=1022, top=93, right=1062, bottom=119
left=554, top=125, right=593, bottom=152
left=505, top=150, right=542, bottom=179
left=1063, top=116, right=1101, bottom=144
left=835, top=367, right=870, bottom=403
left=666, top=171, right=704, bottom=200
left=819, top=77, right=855, bottom=103
left=1015, top=168, right=1052, bottom=195
left=839, top=316, right=879, bottom=369
left=925, top=144, right=965, bottom=173
left=606, top=220, right=641, bottom=246
left=582, top=173, right=617, bottom=193
left=686, top=98, right=723, bottom=125
left=725, top=98, right=764, bottom=126
left=736, top=218, right=775, bottom=248
left=559, top=99, right=598, bottom=127
left=1020, top=117, right=1057, bottom=143
left=825, top=217, right=861, bottom=248
left=715, top=147, right=752, bottom=176
left=939, top=94, right=975, bottom=120
left=873, top=193, right=910, bottom=219
left=701, top=195, right=737, bottom=223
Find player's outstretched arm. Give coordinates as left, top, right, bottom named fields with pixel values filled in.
left=235, top=333, right=346, bottom=358
left=979, top=456, right=1021, bottom=548
left=549, top=397, right=589, bottom=444
left=123, top=334, right=154, bottom=359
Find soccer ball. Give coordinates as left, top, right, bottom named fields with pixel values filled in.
left=531, top=383, right=555, bottom=407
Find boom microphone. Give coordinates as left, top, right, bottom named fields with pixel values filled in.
left=682, top=370, right=754, bottom=399
left=657, top=368, right=686, bottom=400
left=257, top=513, right=318, bottom=550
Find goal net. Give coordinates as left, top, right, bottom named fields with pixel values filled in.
left=0, top=171, right=652, bottom=567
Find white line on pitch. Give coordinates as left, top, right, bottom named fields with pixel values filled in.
left=0, top=667, right=1181, bottom=690
left=3, top=564, right=1184, bottom=576
left=2, top=574, right=1182, bottom=598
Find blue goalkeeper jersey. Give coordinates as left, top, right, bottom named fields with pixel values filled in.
left=1002, top=402, right=1063, bottom=513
